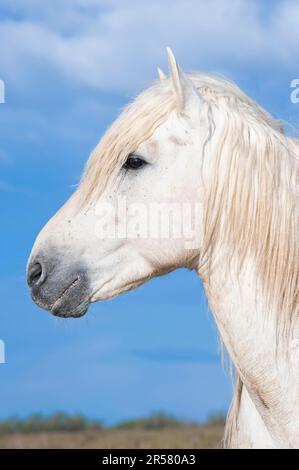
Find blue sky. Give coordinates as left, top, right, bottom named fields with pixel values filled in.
left=0, top=0, right=298, bottom=424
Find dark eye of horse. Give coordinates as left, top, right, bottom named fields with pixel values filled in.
left=123, top=155, right=147, bottom=170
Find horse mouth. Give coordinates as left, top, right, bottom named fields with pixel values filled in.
left=30, top=271, right=91, bottom=319
left=50, top=276, right=90, bottom=318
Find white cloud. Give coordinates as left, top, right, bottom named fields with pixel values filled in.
left=0, top=0, right=299, bottom=93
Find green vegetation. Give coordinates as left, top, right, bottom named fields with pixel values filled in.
left=0, top=411, right=225, bottom=434
left=0, top=412, right=102, bottom=434
left=115, top=412, right=186, bottom=430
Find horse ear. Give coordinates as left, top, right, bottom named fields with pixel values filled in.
left=166, top=47, right=202, bottom=119
left=157, top=67, right=167, bottom=81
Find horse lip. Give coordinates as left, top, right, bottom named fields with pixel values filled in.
left=50, top=276, right=90, bottom=318
left=51, top=299, right=89, bottom=318
left=51, top=277, right=80, bottom=310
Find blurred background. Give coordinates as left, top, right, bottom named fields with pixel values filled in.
left=0, top=0, right=298, bottom=448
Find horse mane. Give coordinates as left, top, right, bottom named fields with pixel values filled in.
left=197, top=77, right=299, bottom=332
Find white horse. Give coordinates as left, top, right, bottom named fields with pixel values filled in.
left=27, top=49, right=299, bottom=449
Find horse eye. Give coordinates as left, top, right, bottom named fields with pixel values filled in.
left=123, top=155, right=147, bottom=170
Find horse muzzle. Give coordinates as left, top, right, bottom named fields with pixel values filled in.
left=27, top=252, right=91, bottom=318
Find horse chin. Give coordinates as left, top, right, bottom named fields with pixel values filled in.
left=50, top=299, right=90, bottom=318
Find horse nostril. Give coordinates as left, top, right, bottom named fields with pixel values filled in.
left=28, top=262, right=44, bottom=288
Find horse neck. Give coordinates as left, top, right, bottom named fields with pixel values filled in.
left=198, top=255, right=299, bottom=448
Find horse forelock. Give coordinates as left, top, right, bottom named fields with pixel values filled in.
left=78, top=73, right=283, bottom=206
